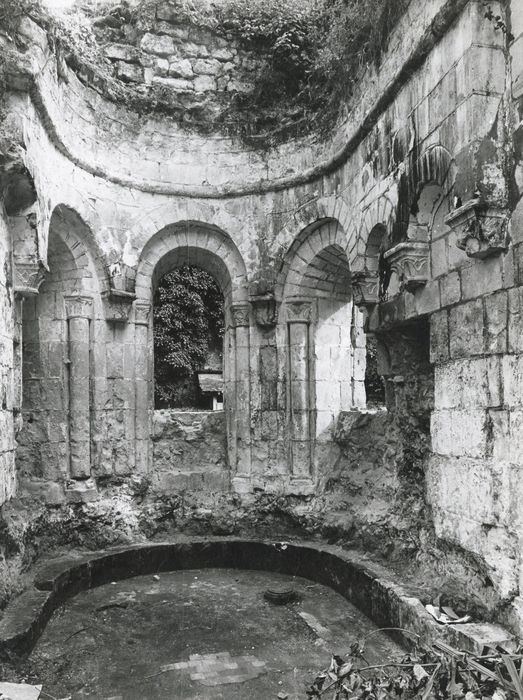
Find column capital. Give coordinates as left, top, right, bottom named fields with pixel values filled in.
left=13, top=261, right=46, bottom=298
left=231, top=303, right=250, bottom=328
left=352, top=271, right=379, bottom=308
left=134, top=301, right=152, bottom=326
left=286, top=298, right=313, bottom=323
left=64, top=295, right=93, bottom=319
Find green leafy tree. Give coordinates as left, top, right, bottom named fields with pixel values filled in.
left=153, top=265, right=224, bottom=408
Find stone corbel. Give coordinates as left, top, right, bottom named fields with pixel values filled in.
left=383, top=241, right=429, bottom=292
left=103, top=289, right=136, bottom=323
left=444, top=198, right=509, bottom=259
left=351, top=271, right=379, bottom=308
left=249, top=293, right=278, bottom=328
left=13, top=260, right=46, bottom=298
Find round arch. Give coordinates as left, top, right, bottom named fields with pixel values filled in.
left=135, top=221, right=248, bottom=305
left=47, top=204, right=110, bottom=296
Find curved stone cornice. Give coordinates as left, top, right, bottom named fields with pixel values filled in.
left=23, top=0, right=468, bottom=200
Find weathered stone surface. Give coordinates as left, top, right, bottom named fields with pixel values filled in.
left=449, top=300, right=484, bottom=358
left=140, top=33, right=177, bottom=56
left=104, top=43, right=140, bottom=62
left=168, top=57, right=193, bottom=79
left=194, top=75, right=216, bottom=92
left=115, top=61, right=143, bottom=83
left=152, top=75, right=193, bottom=91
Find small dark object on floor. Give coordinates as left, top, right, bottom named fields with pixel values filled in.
left=263, top=588, right=300, bottom=605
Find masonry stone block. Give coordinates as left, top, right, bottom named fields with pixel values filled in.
left=140, top=33, right=177, bottom=56
left=461, top=257, right=503, bottom=301
left=439, top=270, right=461, bottom=307
left=430, top=310, right=449, bottom=363
left=168, top=58, right=193, bottom=79
left=484, top=291, right=508, bottom=354
left=431, top=409, right=488, bottom=458
left=508, top=287, right=523, bottom=352
left=449, top=300, right=484, bottom=358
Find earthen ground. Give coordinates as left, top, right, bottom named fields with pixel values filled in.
left=25, top=568, right=404, bottom=699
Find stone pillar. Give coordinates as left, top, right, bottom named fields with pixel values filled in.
left=287, top=299, right=313, bottom=479
left=231, top=303, right=251, bottom=492
left=134, top=302, right=152, bottom=474
left=65, top=295, right=93, bottom=480
left=12, top=293, right=26, bottom=437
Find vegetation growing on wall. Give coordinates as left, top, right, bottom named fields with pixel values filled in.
left=153, top=265, right=224, bottom=409
left=164, top=0, right=412, bottom=141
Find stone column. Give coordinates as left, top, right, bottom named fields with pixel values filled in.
left=134, top=302, right=152, bottom=474
left=230, top=303, right=251, bottom=492
left=287, top=299, right=313, bottom=479
left=12, top=293, right=25, bottom=437
left=65, top=295, right=93, bottom=480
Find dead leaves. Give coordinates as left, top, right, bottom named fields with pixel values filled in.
left=306, top=634, right=523, bottom=700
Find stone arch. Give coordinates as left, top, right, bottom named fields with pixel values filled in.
left=278, top=218, right=350, bottom=299
left=410, top=144, right=456, bottom=202
left=278, top=218, right=365, bottom=482
left=135, top=221, right=248, bottom=306
left=46, top=204, right=110, bottom=297
left=353, top=195, right=396, bottom=273
left=133, top=221, right=250, bottom=488
left=274, top=197, right=358, bottom=281
left=16, top=206, right=105, bottom=500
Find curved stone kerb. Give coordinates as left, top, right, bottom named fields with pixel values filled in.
left=0, top=537, right=511, bottom=663
left=134, top=221, right=248, bottom=304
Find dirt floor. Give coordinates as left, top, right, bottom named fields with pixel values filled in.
left=24, top=568, right=404, bottom=699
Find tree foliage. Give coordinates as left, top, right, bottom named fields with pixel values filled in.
left=153, top=265, right=224, bottom=408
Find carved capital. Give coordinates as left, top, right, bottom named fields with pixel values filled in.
left=250, top=293, right=278, bottom=328
left=444, top=198, right=509, bottom=259
left=286, top=298, right=313, bottom=324
left=103, top=289, right=136, bottom=323
left=231, top=303, right=250, bottom=328
left=383, top=241, right=429, bottom=292
left=352, top=271, right=379, bottom=308
left=64, top=295, right=93, bottom=319
left=134, top=301, right=152, bottom=326
left=13, top=261, right=46, bottom=298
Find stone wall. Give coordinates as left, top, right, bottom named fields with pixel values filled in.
left=1, top=0, right=523, bottom=632
left=151, top=410, right=228, bottom=492
left=101, top=13, right=260, bottom=121
left=0, top=208, right=16, bottom=506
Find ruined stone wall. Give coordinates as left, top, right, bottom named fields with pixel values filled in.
left=1, top=0, right=523, bottom=630
left=100, top=7, right=261, bottom=122
left=152, top=410, right=227, bottom=492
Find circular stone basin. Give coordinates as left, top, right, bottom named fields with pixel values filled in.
left=28, top=568, right=404, bottom=699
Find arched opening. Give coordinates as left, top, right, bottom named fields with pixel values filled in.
left=16, top=207, right=101, bottom=497
left=153, top=264, right=225, bottom=410
left=135, top=222, right=249, bottom=491
left=281, top=220, right=365, bottom=479
left=362, top=224, right=388, bottom=406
